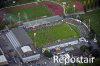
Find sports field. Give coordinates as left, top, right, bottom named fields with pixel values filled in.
left=27, top=23, right=80, bottom=48
left=7, top=5, right=52, bottom=22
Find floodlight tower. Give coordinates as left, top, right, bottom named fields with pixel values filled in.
left=62, top=2, right=66, bottom=16
left=24, top=12, right=28, bottom=22
left=89, top=19, right=91, bottom=32
left=93, top=34, right=97, bottom=43
left=18, top=12, right=21, bottom=25
left=73, top=4, right=76, bottom=14
left=34, top=33, right=37, bottom=48
left=3, top=14, right=6, bottom=22
left=9, top=16, right=12, bottom=26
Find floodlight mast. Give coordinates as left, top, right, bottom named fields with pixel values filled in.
left=18, top=12, right=21, bottom=25
left=73, top=4, right=76, bottom=17
left=9, top=16, right=12, bottom=26
left=89, top=19, right=91, bottom=32
left=34, top=33, right=36, bottom=48
left=62, top=2, right=66, bottom=16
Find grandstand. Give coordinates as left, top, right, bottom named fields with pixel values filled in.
left=6, top=31, right=21, bottom=49
left=42, top=40, right=79, bottom=53
left=23, top=15, right=63, bottom=29
left=6, top=27, right=40, bottom=63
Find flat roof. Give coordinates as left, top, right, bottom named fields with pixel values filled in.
left=0, top=55, right=7, bottom=63
left=21, top=46, right=32, bottom=53
left=6, top=27, right=38, bottom=59
left=11, top=27, right=33, bottom=46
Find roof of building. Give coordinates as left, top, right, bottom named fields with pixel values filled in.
left=6, top=27, right=40, bottom=62
left=11, top=27, right=33, bottom=46
left=0, top=55, right=7, bottom=63
left=0, top=48, right=8, bottom=64
left=21, top=46, right=32, bottom=53
left=23, top=15, right=63, bottom=28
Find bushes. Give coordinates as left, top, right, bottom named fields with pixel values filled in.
left=44, top=50, right=53, bottom=58
left=0, top=21, right=9, bottom=30
left=80, top=45, right=88, bottom=52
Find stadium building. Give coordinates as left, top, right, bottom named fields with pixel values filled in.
left=42, top=39, right=79, bottom=53
left=5, top=27, right=40, bottom=63
left=23, top=15, right=63, bottom=29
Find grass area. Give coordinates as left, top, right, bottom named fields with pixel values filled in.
left=7, top=5, right=52, bottom=22
left=80, top=9, right=100, bottom=36
left=27, top=23, right=80, bottom=48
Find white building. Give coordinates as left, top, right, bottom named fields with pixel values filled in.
left=0, top=48, right=8, bottom=65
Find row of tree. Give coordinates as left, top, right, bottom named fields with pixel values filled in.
left=83, top=0, right=100, bottom=12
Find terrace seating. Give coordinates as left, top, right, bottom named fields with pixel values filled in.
left=6, top=31, right=21, bottom=49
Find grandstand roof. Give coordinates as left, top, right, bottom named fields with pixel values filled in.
left=23, top=15, right=63, bottom=28
left=11, top=27, right=33, bottom=46
left=6, top=27, right=40, bottom=62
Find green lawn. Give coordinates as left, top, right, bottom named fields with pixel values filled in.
left=80, top=9, right=100, bottom=36
left=27, top=23, right=80, bottom=48
left=7, top=5, right=52, bottom=22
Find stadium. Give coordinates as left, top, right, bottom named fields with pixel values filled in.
left=1, top=0, right=98, bottom=66
left=0, top=1, right=90, bottom=49
left=25, top=16, right=81, bottom=48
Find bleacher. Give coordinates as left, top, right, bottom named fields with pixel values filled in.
left=5, top=28, right=40, bottom=63
left=6, top=31, right=21, bottom=49
left=23, top=15, right=63, bottom=28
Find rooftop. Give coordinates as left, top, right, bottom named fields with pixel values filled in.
left=6, top=27, right=37, bottom=58
left=23, top=15, right=63, bottom=28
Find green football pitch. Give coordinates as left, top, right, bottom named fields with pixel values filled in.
left=27, top=23, right=80, bottom=48
left=7, top=5, right=52, bottom=22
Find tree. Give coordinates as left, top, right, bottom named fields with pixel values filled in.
left=97, top=38, right=100, bottom=46
left=80, top=45, right=88, bottom=52
left=44, top=50, right=53, bottom=58
left=88, top=46, right=93, bottom=51
left=0, top=21, right=9, bottom=30
left=91, top=49, right=100, bottom=58
left=93, top=58, right=100, bottom=66
left=83, top=1, right=87, bottom=13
